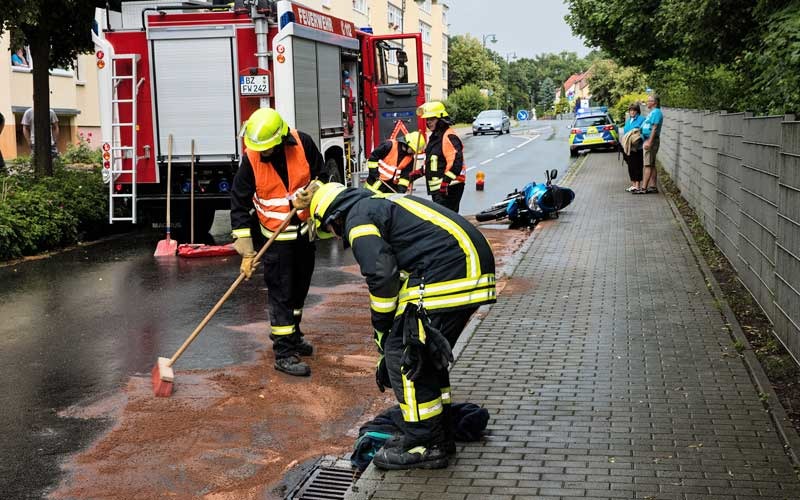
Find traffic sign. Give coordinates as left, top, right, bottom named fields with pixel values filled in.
left=516, top=110, right=529, bottom=121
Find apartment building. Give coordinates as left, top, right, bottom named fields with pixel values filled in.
left=0, top=33, right=102, bottom=161
left=300, top=0, right=449, bottom=101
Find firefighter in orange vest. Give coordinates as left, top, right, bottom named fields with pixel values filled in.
left=231, top=108, right=326, bottom=377
left=365, top=131, right=425, bottom=193
left=411, top=102, right=467, bottom=212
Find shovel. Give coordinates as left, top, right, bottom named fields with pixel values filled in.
left=154, top=134, right=178, bottom=256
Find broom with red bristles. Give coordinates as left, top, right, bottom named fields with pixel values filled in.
left=152, top=184, right=318, bottom=396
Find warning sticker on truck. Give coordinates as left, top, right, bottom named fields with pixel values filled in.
left=240, top=75, right=270, bottom=96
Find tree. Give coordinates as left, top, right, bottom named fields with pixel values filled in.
left=538, top=78, right=556, bottom=110
left=0, top=1, right=104, bottom=176
left=445, top=85, right=488, bottom=124
left=587, top=59, right=647, bottom=106
left=447, top=35, right=501, bottom=93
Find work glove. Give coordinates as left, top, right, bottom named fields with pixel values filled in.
left=408, top=169, right=423, bottom=181
left=399, top=307, right=454, bottom=381
left=375, top=355, right=391, bottom=392
left=438, top=181, right=449, bottom=195
left=292, top=188, right=313, bottom=210
left=233, top=237, right=256, bottom=280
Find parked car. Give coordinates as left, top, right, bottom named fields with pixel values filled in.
left=473, top=110, right=511, bottom=135
left=569, top=111, right=619, bottom=156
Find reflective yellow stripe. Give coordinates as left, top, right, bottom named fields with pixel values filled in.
left=407, top=446, right=426, bottom=455
left=396, top=287, right=496, bottom=315
left=417, top=317, right=426, bottom=344
left=428, top=178, right=442, bottom=190
left=391, top=197, right=480, bottom=278
left=441, top=387, right=451, bottom=404
left=370, top=293, right=397, bottom=313
left=400, top=372, right=418, bottom=422
left=367, top=161, right=379, bottom=170
left=365, top=179, right=382, bottom=193
left=430, top=154, right=438, bottom=172
left=271, top=324, right=295, bottom=336
left=418, top=397, right=443, bottom=420
left=293, top=308, right=303, bottom=317
left=374, top=330, right=385, bottom=350
left=397, top=178, right=410, bottom=187
left=399, top=274, right=495, bottom=303
left=445, top=170, right=457, bottom=180
left=348, top=224, right=381, bottom=246
left=260, top=223, right=308, bottom=241
left=232, top=228, right=251, bottom=238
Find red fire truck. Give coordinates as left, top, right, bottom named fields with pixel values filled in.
left=93, top=0, right=425, bottom=235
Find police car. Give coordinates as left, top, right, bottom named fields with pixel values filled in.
left=569, top=107, right=619, bottom=157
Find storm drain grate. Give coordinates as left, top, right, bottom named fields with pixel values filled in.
left=288, top=459, right=360, bottom=500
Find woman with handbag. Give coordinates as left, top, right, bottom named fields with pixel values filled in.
left=621, top=102, right=645, bottom=192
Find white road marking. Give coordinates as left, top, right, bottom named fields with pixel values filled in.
left=479, top=159, right=493, bottom=165
left=507, top=148, right=516, bottom=153
left=496, top=152, right=506, bottom=158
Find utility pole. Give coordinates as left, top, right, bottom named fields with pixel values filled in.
left=505, top=52, right=516, bottom=115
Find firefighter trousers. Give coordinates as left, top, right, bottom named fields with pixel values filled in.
left=384, top=306, right=478, bottom=448
left=431, top=182, right=465, bottom=213
left=262, top=236, right=316, bottom=359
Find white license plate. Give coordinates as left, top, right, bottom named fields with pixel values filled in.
left=240, top=75, right=270, bottom=96
left=586, top=133, right=601, bottom=140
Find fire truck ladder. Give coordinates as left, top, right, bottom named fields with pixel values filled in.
left=109, top=54, right=142, bottom=223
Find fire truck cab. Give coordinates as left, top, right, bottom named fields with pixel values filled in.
left=93, top=0, right=425, bottom=235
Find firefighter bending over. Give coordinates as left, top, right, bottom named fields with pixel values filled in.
left=231, top=108, right=326, bottom=377
left=411, top=101, right=467, bottom=212
left=365, top=131, right=425, bottom=194
left=299, top=182, right=496, bottom=470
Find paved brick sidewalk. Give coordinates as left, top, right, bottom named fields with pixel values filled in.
left=346, top=153, right=800, bottom=500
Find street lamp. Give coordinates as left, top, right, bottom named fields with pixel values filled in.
left=482, top=33, right=497, bottom=48
left=505, top=52, right=516, bottom=115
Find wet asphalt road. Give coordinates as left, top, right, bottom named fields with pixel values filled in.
left=1, top=120, right=576, bottom=499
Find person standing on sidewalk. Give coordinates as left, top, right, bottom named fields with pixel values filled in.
left=302, top=181, right=496, bottom=470
left=230, top=108, right=325, bottom=377
left=365, top=131, right=425, bottom=194
left=22, top=105, right=59, bottom=158
left=622, top=102, right=645, bottom=192
left=412, top=101, right=467, bottom=212
left=637, top=94, right=663, bottom=194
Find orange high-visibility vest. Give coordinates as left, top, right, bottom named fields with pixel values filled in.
left=246, top=129, right=311, bottom=237
left=375, top=140, right=413, bottom=183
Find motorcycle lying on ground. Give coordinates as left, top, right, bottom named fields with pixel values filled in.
left=475, top=169, right=575, bottom=228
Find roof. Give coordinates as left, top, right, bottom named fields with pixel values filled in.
left=562, top=72, right=583, bottom=90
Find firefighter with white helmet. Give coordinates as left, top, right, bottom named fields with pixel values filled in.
left=365, top=131, right=426, bottom=194
left=411, top=101, right=467, bottom=212
left=230, top=108, right=326, bottom=377
left=297, top=181, right=496, bottom=470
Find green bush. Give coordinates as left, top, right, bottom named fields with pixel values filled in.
left=611, top=93, right=649, bottom=124
left=62, top=132, right=102, bottom=165
left=0, top=167, right=108, bottom=260
left=445, top=84, right=488, bottom=123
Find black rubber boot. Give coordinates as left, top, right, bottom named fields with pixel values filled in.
left=372, top=443, right=449, bottom=470
left=274, top=355, right=311, bottom=376
left=294, top=339, right=314, bottom=357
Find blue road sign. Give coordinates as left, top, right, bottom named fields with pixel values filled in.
left=516, top=110, right=529, bottom=121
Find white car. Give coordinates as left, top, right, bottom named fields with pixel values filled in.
left=473, top=110, right=511, bottom=135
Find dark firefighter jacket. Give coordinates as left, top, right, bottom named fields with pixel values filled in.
left=339, top=191, right=496, bottom=339
left=230, top=129, right=325, bottom=241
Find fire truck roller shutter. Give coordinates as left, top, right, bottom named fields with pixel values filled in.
left=150, top=27, right=239, bottom=161
left=292, top=38, right=320, bottom=147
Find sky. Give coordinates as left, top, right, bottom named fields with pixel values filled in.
left=446, top=0, right=593, bottom=59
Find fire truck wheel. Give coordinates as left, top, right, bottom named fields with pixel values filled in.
left=326, top=158, right=343, bottom=184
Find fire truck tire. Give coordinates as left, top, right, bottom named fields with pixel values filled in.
left=326, top=157, right=344, bottom=184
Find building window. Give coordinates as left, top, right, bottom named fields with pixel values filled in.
left=424, top=54, right=432, bottom=75
left=441, top=61, right=447, bottom=80
left=442, top=6, right=448, bottom=25
left=425, top=85, right=432, bottom=101
left=353, top=0, right=367, bottom=14
left=442, top=34, right=448, bottom=57
left=420, top=0, right=431, bottom=14
left=387, top=3, right=402, bottom=29
left=442, top=89, right=448, bottom=100
left=419, top=21, right=431, bottom=44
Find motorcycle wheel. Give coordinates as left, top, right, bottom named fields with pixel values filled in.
left=475, top=206, right=508, bottom=222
